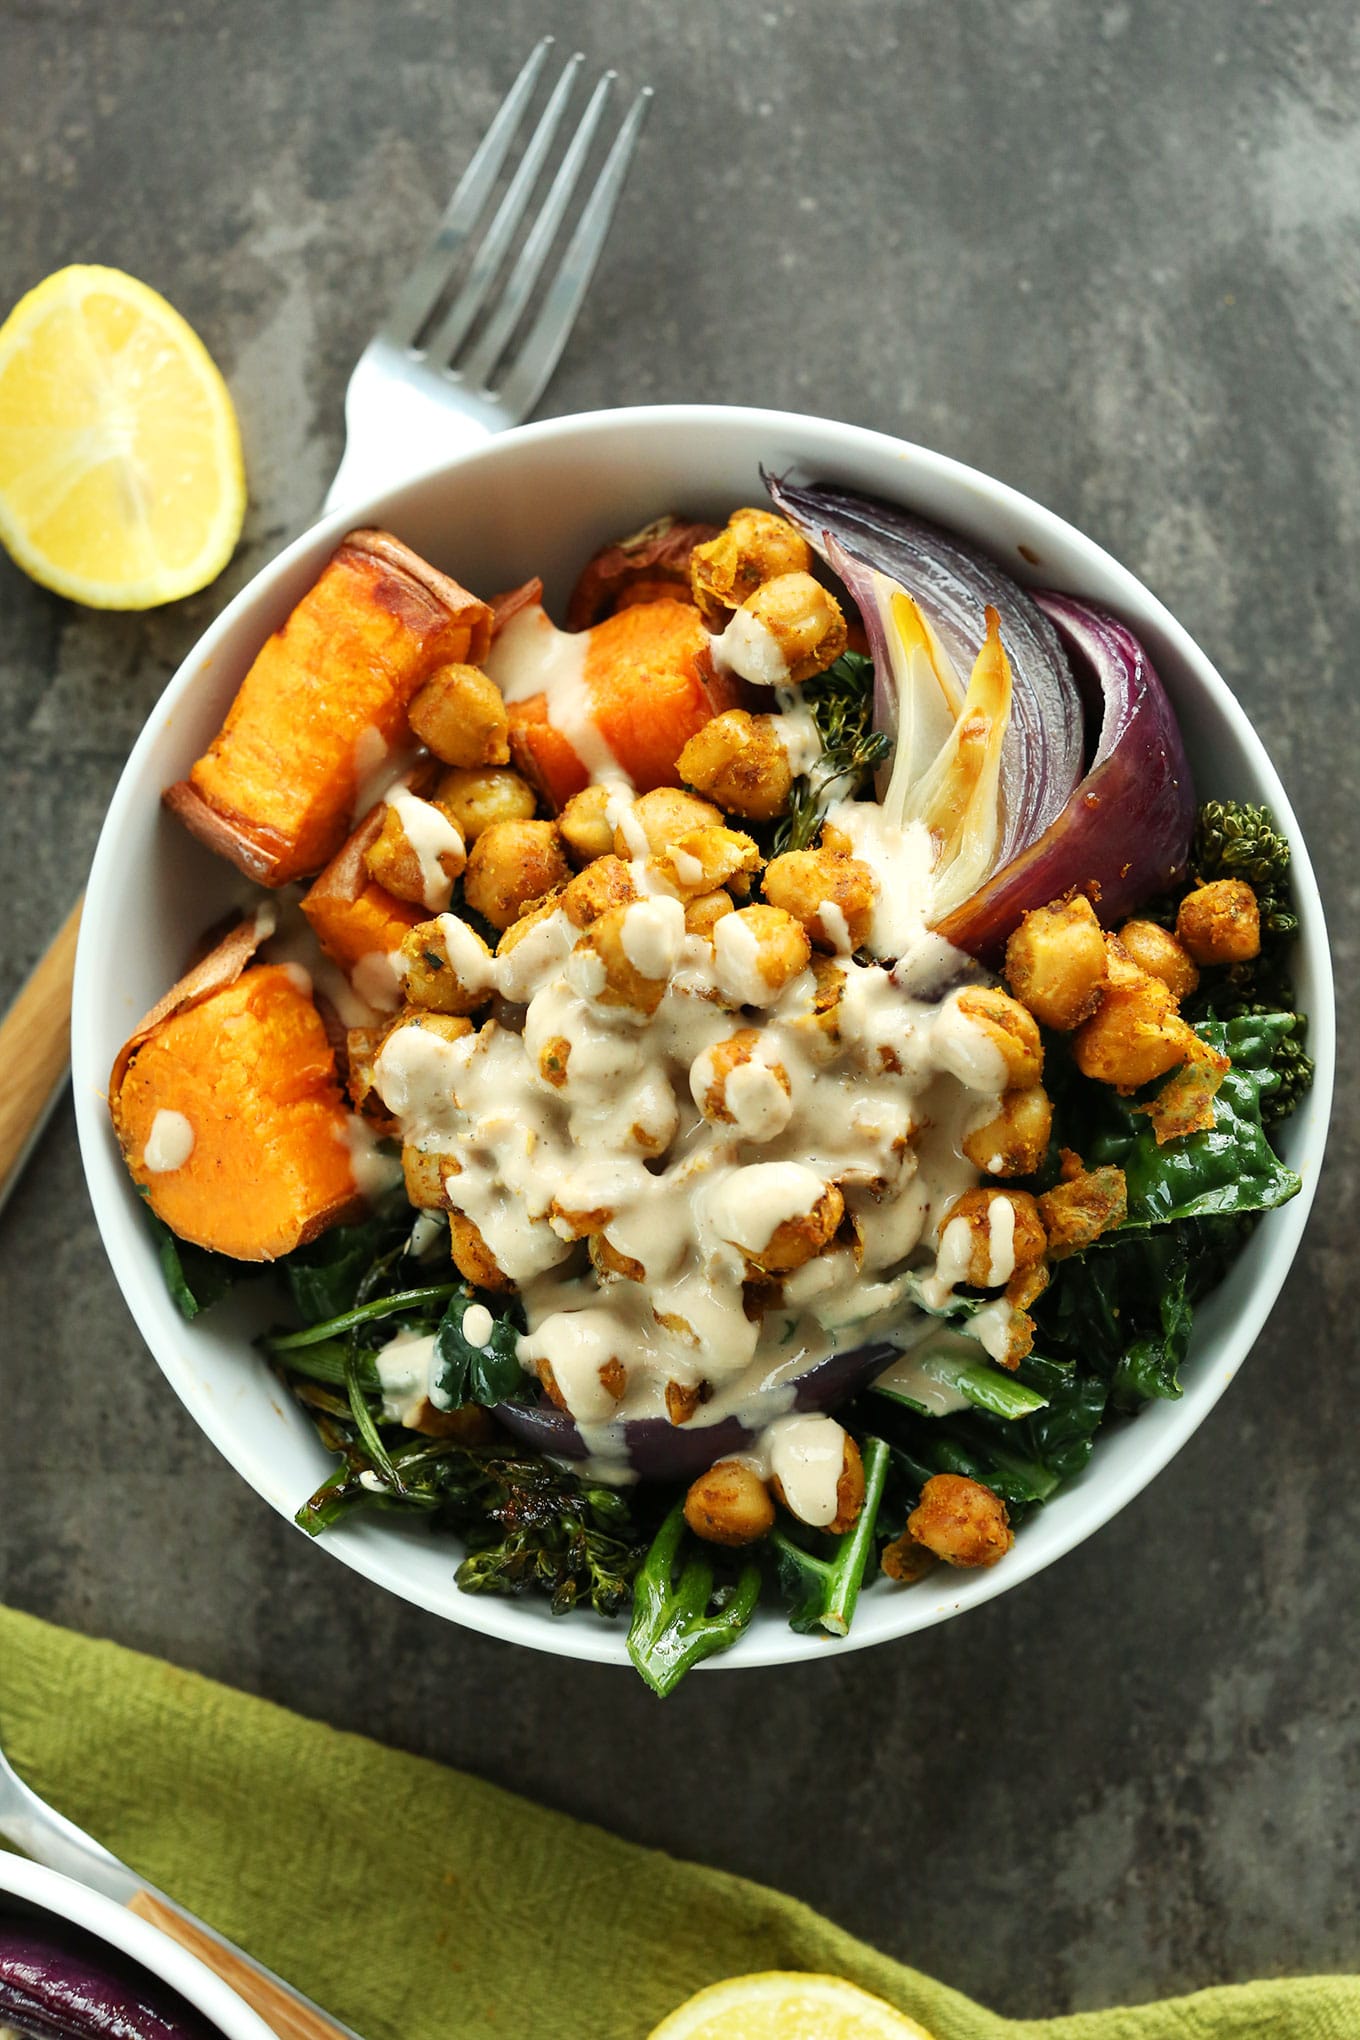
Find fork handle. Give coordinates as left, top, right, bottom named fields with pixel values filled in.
left=0, top=894, right=82, bottom=1215
left=126, top=1892, right=354, bottom=2040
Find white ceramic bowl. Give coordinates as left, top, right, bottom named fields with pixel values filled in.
left=73, top=406, right=1335, bottom=1671
left=0, top=1854, right=272, bottom=2039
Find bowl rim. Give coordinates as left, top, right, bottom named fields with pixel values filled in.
left=72, top=401, right=1336, bottom=1672
left=0, top=1854, right=274, bottom=2039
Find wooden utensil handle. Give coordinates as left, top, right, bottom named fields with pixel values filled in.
left=126, top=1890, right=352, bottom=2040
left=0, top=894, right=83, bottom=1208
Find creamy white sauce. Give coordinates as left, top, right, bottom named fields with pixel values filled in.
left=375, top=1328, right=436, bottom=1424
left=385, top=790, right=465, bottom=913
left=823, top=797, right=936, bottom=962
left=352, top=726, right=421, bottom=820
left=817, top=900, right=853, bottom=954
left=334, top=1112, right=404, bottom=1200
left=765, top=1412, right=848, bottom=1528
left=143, top=1108, right=194, bottom=1173
left=771, top=690, right=825, bottom=775
left=279, top=960, right=313, bottom=997
left=463, top=1302, right=495, bottom=1347
left=986, top=1193, right=1016, bottom=1286
left=351, top=948, right=405, bottom=1013
left=485, top=602, right=627, bottom=783
left=871, top=1345, right=973, bottom=1416
left=710, top=608, right=789, bottom=687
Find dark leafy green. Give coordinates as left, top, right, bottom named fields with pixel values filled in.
left=627, top=1504, right=763, bottom=1696
left=282, top=1198, right=418, bottom=1325
left=144, top=1207, right=247, bottom=1321
left=769, top=1434, right=890, bottom=1635
left=432, top=1292, right=527, bottom=1410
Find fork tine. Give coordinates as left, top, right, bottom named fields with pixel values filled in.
left=460, top=70, right=615, bottom=391
left=380, top=38, right=554, bottom=350
left=424, top=50, right=585, bottom=370
left=496, top=87, right=653, bottom=420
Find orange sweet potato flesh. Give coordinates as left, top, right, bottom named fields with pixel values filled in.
left=111, top=959, right=364, bottom=1262
left=507, top=596, right=743, bottom=809
left=165, top=529, right=492, bottom=887
left=301, top=803, right=423, bottom=975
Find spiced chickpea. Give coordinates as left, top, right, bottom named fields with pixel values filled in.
left=770, top=1432, right=865, bottom=1535
left=1004, top=895, right=1109, bottom=1031
left=561, top=854, right=639, bottom=928
left=408, top=663, right=510, bottom=768
left=712, top=904, right=811, bottom=1006
left=463, top=819, right=571, bottom=931
left=762, top=847, right=878, bottom=953
left=907, top=1473, right=1014, bottom=1569
left=558, top=784, right=614, bottom=863
left=435, top=766, right=537, bottom=842
left=950, top=986, right=1044, bottom=1089
left=402, top=1143, right=453, bottom=1211
left=1176, top=879, right=1261, bottom=965
left=962, top=1085, right=1053, bottom=1178
left=614, top=786, right=722, bottom=859
left=737, top=571, right=848, bottom=684
left=745, top=1181, right=844, bottom=1277
left=364, top=796, right=465, bottom=907
left=677, top=709, right=795, bottom=821
left=689, top=507, right=812, bottom=626
left=1117, top=918, right=1200, bottom=1001
left=938, top=1187, right=1047, bottom=1289
left=1072, top=945, right=1196, bottom=1091
left=398, top=920, right=494, bottom=1015
left=650, top=825, right=761, bottom=900
left=684, top=890, right=735, bottom=939
left=448, top=1211, right=514, bottom=1292
left=684, top=1461, right=776, bottom=1546
left=692, top=1028, right=792, bottom=1135
left=577, top=898, right=684, bottom=1016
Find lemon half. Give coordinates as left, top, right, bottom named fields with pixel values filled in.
left=648, top=1971, right=937, bottom=2040
left=0, top=264, right=245, bottom=608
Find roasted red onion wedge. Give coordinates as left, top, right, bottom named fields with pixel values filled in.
left=935, top=592, right=1195, bottom=959
left=495, top=1340, right=898, bottom=1482
left=0, top=1921, right=215, bottom=2040
left=766, top=475, right=1084, bottom=868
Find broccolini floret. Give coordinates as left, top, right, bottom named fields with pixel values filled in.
left=1191, top=800, right=1298, bottom=941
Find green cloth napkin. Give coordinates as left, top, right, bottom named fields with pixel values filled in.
left=0, top=1606, right=1352, bottom=2040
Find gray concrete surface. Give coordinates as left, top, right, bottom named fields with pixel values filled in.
left=1, top=0, right=1356, bottom=2019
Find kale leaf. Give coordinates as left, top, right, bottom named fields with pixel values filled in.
left=431, top=1291, right=527, bottom=1409
left=145, top=1208, right=246, bottom=1320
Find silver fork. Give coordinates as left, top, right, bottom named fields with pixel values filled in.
left=0, top=40, right=651, bottom=1227
left=324, top=36, right=652, bottom=514
left=0, top=1727, right=359, bottom=2037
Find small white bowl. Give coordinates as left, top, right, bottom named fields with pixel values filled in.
left=0, top=1854, right=272, bottom=2039
left=72, top=406, right=1335, bottom=1672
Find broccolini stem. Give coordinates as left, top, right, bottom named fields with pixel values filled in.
left=627, top=1504, right=763, bottom=1697
left=769, top=1433, right=892, bottom=1637
left=264, top=1284, right=459, bottom=1352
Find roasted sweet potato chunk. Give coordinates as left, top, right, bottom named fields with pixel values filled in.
left=300, top=804, right=423, bottom=1005
left=166, top=529, right=491, bottom=886
left=110, top=957, right=364, bottom=1261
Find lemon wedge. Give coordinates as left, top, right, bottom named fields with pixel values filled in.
left=647, top=1971, right=936, bottom=2039
left=0, top=264, right=246, bottom=608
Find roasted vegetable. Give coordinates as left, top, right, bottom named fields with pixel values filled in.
left=111, top=928, right=365, bottom=1261
left=566, top=512, right=720, bottom=629
left=300, top=802, right=424, bottom=992
left=768, top=1434, right=890, bottom=1634
left=627, top=1502, right=763, bottom=1696
left=165, top=529, right=491, bottom=885
left=773, top=650, right=890, bottom=852
left=496, top=592, right=741, bottom=807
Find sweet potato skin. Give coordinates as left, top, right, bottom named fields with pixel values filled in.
left=166, top=530, right=492, bottom=886
left=506, top=596, right=743, bottom=810
left=111, top=962, right=365, bottom=1262
left=565, top=515, right=721, bottom=630
left=300, top=804, right=423, bottom=980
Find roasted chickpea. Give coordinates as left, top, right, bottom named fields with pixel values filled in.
left=938, top=1187, right=1047, bottom=1290
left=907, top=1473, right=1014, bottom=1568
left=650, top=825, right=761, bottom=900
left=683, top=1460, right=776, bottom=1546
left=1072, top=946, right=1195, bottom=1091
left=1038, top=1162, right=1128, bottom=1259
left=408, top=1402, right=496, bottom=1444
left=691, top=1028, right=792, bottom=1137
left=1117, top=918, right=1200, bottom=1002
left=689, top=507, right=813, bottom=626
left=408, top=662, right=510, bottom=768
left=746, top=1180, right=844, bottom=1276
left=345, top=1021, right=399, bottom=1124
left=463, top=819, right=571, bottom=931
left=769, top=1430, right=864, bottom=1534
left=712, top=903, right=812, bottom=1007
left=561, top=854, right=639, bottom=928
left=1176, top=879, right=1261, bottom=965
left=962, top=1085, right=1053, bottom=1178
left=399, top=917, right=495, bottom=1015
left=558, top=784, right=614, bottom=863
left=665, top=1379, right=705, bottom=1426
left=684, top=889, right=735, bottom=939
left=1004, top=895, right=1109, bottom=1031
left=537, top=1035, right=571, bottom=1088
left=763, top=848, right=878, bottom=953
left=880, top=1532, right=937, bottom=1585
left=734, top=571, right=848, bottom=684
left=677, top=709, right=795, bottom=820
left=364, top=795, right=465, bottom=908
left=576, top=897, right=685, bottom=1016
left=587, top=1231, right=646, bottom=1283
left=402, top=1143, right=453, bottom=1211
left=448, top=1211, right=514, bottom=1292
left=786, top=956, right=845, bottom=1064
left=613, top=786, right=722, bottom=860
left=435, top=766, right=537, bottom=842
left=946, top=986, right=1044, bottom=1089
left=548, top=1193, right=614, bottom=1239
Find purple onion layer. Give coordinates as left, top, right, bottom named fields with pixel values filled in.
left=0, top=1921, right=216, bottom=2040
